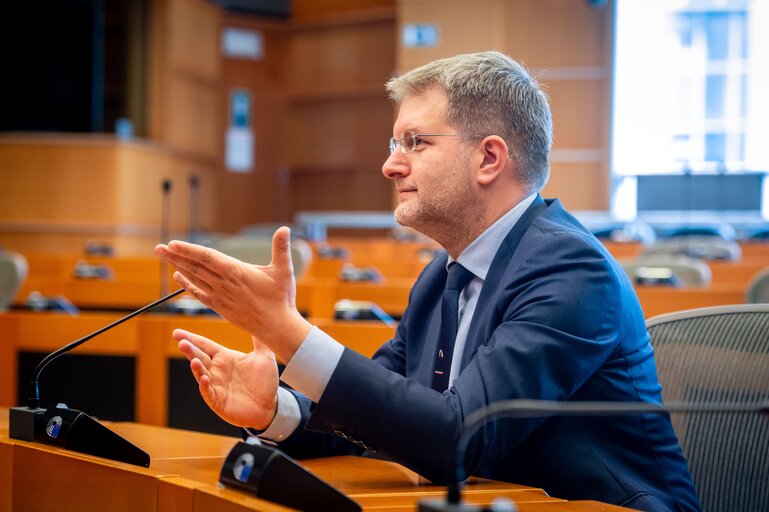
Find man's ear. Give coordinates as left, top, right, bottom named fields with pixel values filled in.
left=476, top=136, right=510, bottom=186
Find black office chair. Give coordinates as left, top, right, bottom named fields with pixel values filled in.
left=646, top=305, right=769, bottom=512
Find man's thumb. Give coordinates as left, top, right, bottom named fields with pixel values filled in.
left=271, top=226, right=293, bottom=272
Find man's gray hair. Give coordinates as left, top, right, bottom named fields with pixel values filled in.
left=386, top=51, right=552, bottom=192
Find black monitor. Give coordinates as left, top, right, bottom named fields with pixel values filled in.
left=637, top=173, right=764, bottom=212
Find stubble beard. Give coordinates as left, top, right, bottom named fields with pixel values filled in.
left=393, top=162, right=477, bottom=248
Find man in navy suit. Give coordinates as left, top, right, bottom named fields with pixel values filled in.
left=156, top=52, right=701, bottom=511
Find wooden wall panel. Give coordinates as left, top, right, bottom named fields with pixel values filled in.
left=164, top=77, right=221, bottom=157
left=542, top=163, right=610, bottom=211
left=148, top=0, right=221, bottom=160
left=288, top=167, right=393, bottom=213
left=547, top=79, right=609, bottom=149
left=284, top=9, right=396, bottom=218
left=287, top=97, right=392, bottom=169
left=290, top=18, right=396, bottom=92
left=216, top=18, right=290, bottom=230
left=167, top=0, right=220, bottom=78
left=396, top=0, right=508, bottom=73
left=503, top=0, right=611, bottom=67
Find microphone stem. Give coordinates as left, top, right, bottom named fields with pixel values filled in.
left=28, top=288, right=185, bottom=408
left=160, top=179, right=172, bottom=297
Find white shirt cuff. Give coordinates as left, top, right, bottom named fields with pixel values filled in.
left=280, top=325, right=345, bottom=403
left=253, top=387, right=301, bottom=442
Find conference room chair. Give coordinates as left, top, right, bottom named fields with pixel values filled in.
left=646, top=304, right=769, bottom=512
left=593, top=221, right=657, bottom=244
left=576, top=213, right=656, bottom=245
left=746, top=267, right=769, bottom=304
left=619, top=255, right=712, bottom=287
left=747, top=229, right=769, bottom=240
left=641, top=236, right=742, bottom=262
left=211, top=235, right=314, bottom=278
left=0, top=249, right=28, bottom=311
left=653, top=221, right=737, bottom=241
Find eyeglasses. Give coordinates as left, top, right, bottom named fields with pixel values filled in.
left=388, top=131, right=483, bottom=154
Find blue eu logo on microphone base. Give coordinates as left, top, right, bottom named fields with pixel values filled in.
left=233, top=452, right=255, bottom=483
left=46, top=416, right=63, bottom=439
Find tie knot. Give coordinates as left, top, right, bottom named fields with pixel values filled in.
left=446, top=263, right=475, bottom=291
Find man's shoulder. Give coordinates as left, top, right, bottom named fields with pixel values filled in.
left=519, top=198, right=604, bottom=254
left=536, top=198, right=590, bottom=234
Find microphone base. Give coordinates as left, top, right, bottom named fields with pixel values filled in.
left=9, top=406, right=45, bottom=441
left=219, top=440, right=361, bottom=512
left=9, top=405, right=150, bottom=467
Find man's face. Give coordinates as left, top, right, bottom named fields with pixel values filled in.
left=382, top=87, right=476, bottom=237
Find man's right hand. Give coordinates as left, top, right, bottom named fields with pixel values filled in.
left=174, top=329, right=279, bottom=430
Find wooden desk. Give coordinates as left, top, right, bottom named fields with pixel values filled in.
left=709, top=259, right=767, bottom=286
left=297, top=277, right=414, bottom=319
left=13, top=253, right=176, bottom=310
left=634, top=284, right=746, bottom=319
left=0, top=413, right=633, bottom=511
left=601, top=241, right=643, bottom=260
left=301, top=277, right=748, bottom=320
left=739, top=241, right=769, bottom=259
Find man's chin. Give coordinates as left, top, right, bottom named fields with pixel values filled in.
left=393, top=204, right=416, bottom=228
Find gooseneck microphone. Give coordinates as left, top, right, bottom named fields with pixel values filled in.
left=27, top=288, right=184, bottom=408
left=418, top=399, right=769, bottom=511
left=10, top=288, right=184, bottom=467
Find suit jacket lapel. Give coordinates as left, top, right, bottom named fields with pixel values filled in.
left=458, top=195, right=550, bottom=370
left=413, top=253, right=449, bottom=386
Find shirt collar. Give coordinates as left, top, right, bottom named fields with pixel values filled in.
left=449, top=193, right=538, bottom=280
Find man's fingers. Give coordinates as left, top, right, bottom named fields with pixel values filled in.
left=156, top=241, right=237, bottom=293
left=197, top=373, right=218, bottom=410
left=179, top=338, right=213, bottom=367
left=174, top=329, right=220, bottom=362
left=189, top=357, right=213, bottom=382
left=172, top=272, right=214, bottom=307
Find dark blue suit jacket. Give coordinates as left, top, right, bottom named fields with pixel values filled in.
left=277, top=197, right=701, bottom=512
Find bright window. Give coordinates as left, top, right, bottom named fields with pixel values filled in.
left=611, top=0, right=769, bottom=219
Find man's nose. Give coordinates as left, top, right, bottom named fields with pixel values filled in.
left=382, top=150, right=410, bottom=180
